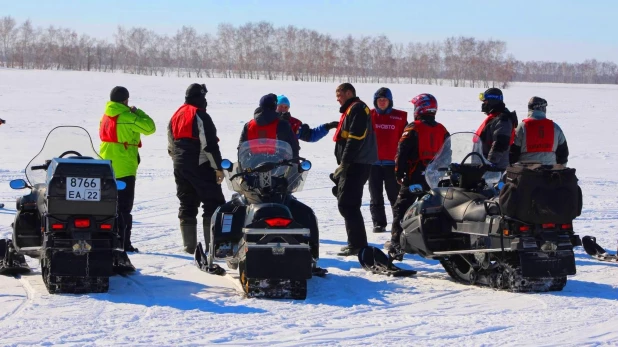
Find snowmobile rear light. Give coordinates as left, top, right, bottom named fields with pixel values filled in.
left=99, top=223, right=113, bottom=230
left=542, top=223, right=556, bottom=229
left=51, top=223, right=66, bottom=230
left=74, top=218, right=91, bottom=228
left=519, top=226, right=530, bottom=232
left=561, top=224, right=572, bottom=229
left=263, top=217, right=293, bottom=227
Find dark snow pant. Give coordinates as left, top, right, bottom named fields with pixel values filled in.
left=391, top=184, right=422, bottom=244
left=337, top=163, right=371, bottom=249
left=117, top=176, right=136, bottom=249
left=368, top=165, right=399, bottom=228
left=174, top=162, right=226, bottom=226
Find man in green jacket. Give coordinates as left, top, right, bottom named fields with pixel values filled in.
left=99, top=86, right=156, bottom=252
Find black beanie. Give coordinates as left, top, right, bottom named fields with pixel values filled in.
left=186, top=83, right=207, bottom=98
left=259, top=93, right=278, bottom=111
left=110, top=86, right=129, bottom=102
left=483, top=88, right=503, bottom=99
left=528, top=96, right=547, bottom=111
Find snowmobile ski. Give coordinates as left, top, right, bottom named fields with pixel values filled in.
left=582, top=236, right=617, bottom=262
left=0, top=239, right=31, bottom=276
left=194, top=242, right=226, bottom=275
left=358, top=246, right=417, bottom=277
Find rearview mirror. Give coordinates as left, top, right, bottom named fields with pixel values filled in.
left=299, top=160, right=312, bottom=172
left=409, top=184, right=424, bottom=193
left=116, top=180, right=127, bottom=191
left=221, top=159, right=233, bottom=171
left=9, top=179, right=28, bottom=190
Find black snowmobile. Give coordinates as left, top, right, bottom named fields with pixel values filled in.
left=0, top=126, right=134, bottom=293
left=360, top=132, right=582, bottom=292
left=194, top=139, right=324, bottom=299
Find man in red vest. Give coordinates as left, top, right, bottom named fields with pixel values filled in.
left=368, top=87, right=408, bottom=233
left=332, top=83, right=378, bottom=256
left=386, top=94, right=449, bottom=259
left=168, top=83, right=225, bottom=254
left=239, top=93, right=299, bottom=158
left=510, top=96, right=569, bottom=165
left=476, top=88, right=518, bottom=169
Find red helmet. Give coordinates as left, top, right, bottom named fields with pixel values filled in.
left=410, top=94, right=438, bottom=118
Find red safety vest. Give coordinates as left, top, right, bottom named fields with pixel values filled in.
left=99, top=115, right=142, bottom=149
left=333, top=102, right=359, bottom=141
left=371, top=109, right=408, bottom=161
left=169, top=104, right=199, bottom=140
left=475, top=112, right=515, bottom=145
left=414, top=120, right=448, bottom=162
left=247, top=118, right=280, bottom=154
left=523, top=118, right=554, bottom=153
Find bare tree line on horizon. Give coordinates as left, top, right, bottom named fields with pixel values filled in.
left=1, top=16, right=617, bottom=88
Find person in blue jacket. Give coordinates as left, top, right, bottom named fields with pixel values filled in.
left=276, top=95, right=339, bottom=143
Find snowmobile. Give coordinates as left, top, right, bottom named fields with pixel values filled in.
left=194, top=139, right=324, bottom=299
left=0, top=126, right=134, bottom=293
left=361, top=132, right=582, bottom=292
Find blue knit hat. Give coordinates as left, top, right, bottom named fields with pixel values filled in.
left=277, top=95, right=290, bottom=107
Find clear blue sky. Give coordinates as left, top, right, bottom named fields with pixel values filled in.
left=2, top=0, right=616, bottom=63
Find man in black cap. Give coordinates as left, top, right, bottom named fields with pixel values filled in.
left=510, top=96, right=569, bottom=165
left=100, top=86, right=156, bottom=252
left=475, top=88, right=518, bottom=169
left=168, top=83, right=225, bottom=254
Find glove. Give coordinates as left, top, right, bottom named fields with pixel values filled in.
left=333, top=163, right=349, bottom=180
left=215, top=170, right=224, bottom=185
left=325, top=121, right=339, bottom=130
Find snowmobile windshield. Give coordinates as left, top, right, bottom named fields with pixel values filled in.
left=425, top=132, right=502, bottom=189
left=225, top=139, right=308, bottom=194
left=26, top=126, right=101, bottom=185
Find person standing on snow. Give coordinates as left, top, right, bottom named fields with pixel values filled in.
left=510, top=96, right=569, bottom=166
left=99, top=86, right=156, bottom=252
left=331, top=83, right=378, bottom=256
left=476, top=88, right=518, bottom=169
left=368, top=87, right=408, bottom=234
left=276, top=95, right=339, bottom=143
left=168, top=83, right=226, bottom=254
left=386, top=93, right=449, bottom=259
left=239, top=93, right=300, bottom=158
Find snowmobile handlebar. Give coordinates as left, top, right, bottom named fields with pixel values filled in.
left=31, top=160, right=52, bottom=171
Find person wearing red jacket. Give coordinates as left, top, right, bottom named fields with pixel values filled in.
left=386, top=94, right=449, bottom=260
left=368, top=87, right=408, bottom=233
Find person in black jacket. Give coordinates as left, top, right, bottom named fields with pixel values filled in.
left=168, top=83, right=226, bottom=254
left=385, top=93, right=449, bottom=260
left=239, top=93, right=300, bottom=158
left=476, top=88, right=518, bottom=169
left=331, top=83, right=378, bottom=256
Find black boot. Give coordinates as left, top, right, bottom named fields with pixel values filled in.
left=180, top=224, right=197, bottom=254
left=337, top=247, right=361, bottom=256
left=373, top=226, right=386, bottom=233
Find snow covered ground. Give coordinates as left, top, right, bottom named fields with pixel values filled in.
left=0, top=69, right=617, bottom=346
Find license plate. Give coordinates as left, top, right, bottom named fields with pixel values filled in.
left=66, top=177, right=101, bottom=201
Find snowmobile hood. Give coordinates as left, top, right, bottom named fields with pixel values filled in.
left=104, top=101, right=131, bottom=117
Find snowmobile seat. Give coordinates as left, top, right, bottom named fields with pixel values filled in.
left=461, top=201, right=489, bottom=222
left=442, top=188, right=490, bottom=223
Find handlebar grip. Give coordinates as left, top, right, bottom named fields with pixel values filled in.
left=30, top=165, right=47, bottom=171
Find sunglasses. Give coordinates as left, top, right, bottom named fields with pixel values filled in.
left=478, top=93, right=503, bottom=101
